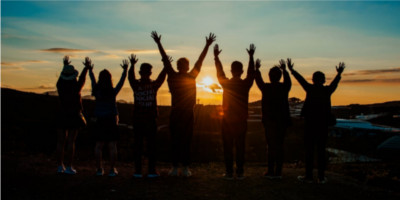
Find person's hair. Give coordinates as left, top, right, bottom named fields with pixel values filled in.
left=177, top=57, right=189, bottom=72
left=231, top=61, right=243, bottom=77
left=312, top=71, right=326, bottom=85
left=93, top=69, right=114, bottom=98
left=139, top=63, right=152, bottom=78
left=269, top=66, right=282, bottom=83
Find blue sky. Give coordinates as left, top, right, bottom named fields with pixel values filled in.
left=2, top=1, right=400, bottom=105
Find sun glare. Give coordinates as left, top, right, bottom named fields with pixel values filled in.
left=202, top=76, right=214, bottom=86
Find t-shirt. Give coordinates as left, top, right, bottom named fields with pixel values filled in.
left=167, top=73, right=197, bottom=110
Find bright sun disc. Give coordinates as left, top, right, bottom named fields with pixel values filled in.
left=202, top=76, right=214, bottom=86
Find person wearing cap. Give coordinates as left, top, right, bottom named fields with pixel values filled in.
left=56, top=56, right=91, bottom=175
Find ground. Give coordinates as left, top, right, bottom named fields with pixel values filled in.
left=3, top=153, right=399, bottom=200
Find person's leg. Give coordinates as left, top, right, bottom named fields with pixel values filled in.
left=264, top=121, right=276, bottom=175
left=108, top=141, right=118, bottom=170
left=304, top=121, right=315, bottom=179
left=133, top=122, right=144, bottom=174
left=317, top=126, right=329, bottom=180
left=147, top=119, right=158, bottom=174
left=235, top=121, right=247, bottom=175
left=275, top=125, right=286, bottom=176
left=95, top=141, right=105, bottom=170
left=66, top=129, right=79, bottom=167
left=170, top=117, right=180, bottom=168
left=182, top=111, right=194, bottom=168
left=222, top=119, right=234, bottom=175
left=56, top=129, right=67, bottom=167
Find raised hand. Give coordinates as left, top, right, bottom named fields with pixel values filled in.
left=82, top=57, right=94, bottom=70
left=256, top=59, right=261, bottom=70
left=151, top=31, right=162, bottom=43
left=121, top=59, right=129, bottom=70
left=287, top=58, right=294, bottom=71
left=279, top=59, right=286, bottom=70
left=214, top=44, right=222, bottom=57
left=336, top=62, right=345, bottom=74
left=63, top=56, right=71, bottom=65
left=129, top=54, right=138, bottom=65
left=246, top=44, right=256, bottom=56
left=206, top=33, right=216, bottom=46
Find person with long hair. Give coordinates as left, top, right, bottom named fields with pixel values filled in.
left=89, top=58, right=128, bottom=176
left=56, top=56, right=90, bottom=175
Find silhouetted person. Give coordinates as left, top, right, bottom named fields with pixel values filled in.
left=128, top=54, right=167, bottom=178
left=289, top=61, right=345, bottom=184
left=56, top=56, right=89, bottom=175
left=214, top=44, right=255, bottom=180
left=89, top=58, right=127, bottom=177
left=152, top=31, right=216, bottom=177
left=255, top=58, right=292, bottom=179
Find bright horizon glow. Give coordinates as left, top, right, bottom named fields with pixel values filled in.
left=2, top=1, right=400, bottom=106
left=202, top=76, right=214, bottom=87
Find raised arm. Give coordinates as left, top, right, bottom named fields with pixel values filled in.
left=287, top=59, right=310, bottom=91
left=88, top=64, right=96, bottom=93
left=128, top=54, right=139, bottom=89
left=114, top=59, right=128, bottom=95
left=190, top=33, right=216, bottom=78
left=79, top=57, right=92, bottom=91
left=255, top=59, right=265, bottom=90
left=281, top=58, right=292, bottom=92
left=151, top=31, right=175, bottom=75
left=154, top=68, right=167, bottom=89
left=245, top=44, right=256, bottom=86
left=213, top=44, right=227, bottom=84
left=329, top=62, right=345, bottom=94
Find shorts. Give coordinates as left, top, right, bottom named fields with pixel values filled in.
left=57, top=112, right=86, bottom=129
left=94, top=115, right=119, bottom=142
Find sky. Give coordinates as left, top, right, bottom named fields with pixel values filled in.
left=2, top=0, right=400, bottom=105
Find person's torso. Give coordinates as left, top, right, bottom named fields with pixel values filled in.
left=222, top=78, right=251, bottom=121
left=168, top=73, right=196, bottom=110
left=94, top=88, right=118, bottom=117
left=302, top=85, right=332, bottom=119
left=262, top=83, right=290, bottom=120
left=57, top=79, right=83, bottom=114
left=133, top=79, right=160, bottom=118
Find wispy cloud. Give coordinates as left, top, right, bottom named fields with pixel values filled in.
left=1, top=60, right=48, bottom=70
left=342, top=78, right=400, bottom=84
left=344, top=67, right=400, bottom=76
left=40, top=48, right=97, bottom=54
left=124, top=49, right=175, bottom=54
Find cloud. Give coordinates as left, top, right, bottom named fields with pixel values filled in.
left=344, top=67, right=400, bottom=76
left=40, top=48, right=97, bottom=54
left=342, top=78, right=400, bottom=83
left=1, top=60, right=48, bottom=70
left=125, top=49, right=175, bottom=54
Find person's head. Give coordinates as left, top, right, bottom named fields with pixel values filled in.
left=312, top=71, right=325, bottom=85
left=177, top=57, right=189, bottom=73
left=231, top=61, right=243, bottom=78
left=269, top=66, right=282, bottom=83
left=139, top=63, right=152, bottom=79
left=60, top=65, right=78, bottom=81
left=98, top=69, right=113, bottom=88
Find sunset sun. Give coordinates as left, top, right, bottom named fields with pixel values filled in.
left=202, top=76, right=214, bottom=86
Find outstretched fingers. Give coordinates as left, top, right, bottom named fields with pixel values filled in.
left=287, top=58, right=294, bottom=71
left=256, top=59, right=261, bottom=69
left=121, top=59, right=129, bottom=70
left=129, top=54, right=138, bottom=64
left=206, top=33, right=216, bottom=45
left=246, top=43, right=256, bottom=55
left=151, top=31, right=161, bottom=43
left=214, top=44, right=222, bottom=56
left=63, top=56, right=71, bottom=65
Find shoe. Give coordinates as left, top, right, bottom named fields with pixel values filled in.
left=168, top=167, right=179, bottom=176
left=236, top=173, right=246, bottom=180
left=317, top=177, right=328, bottom=184
left=263, top=172, right=275, bottom=179
left=147, top=172, right=160, bottom=178
left=96, top=168, right=104, bottom=176
left=57, top=165, right=65, bottom=174
left=297, top=175, right=313, bottom=183
left=182, top=167, right=192, bottom=177
left=64, top=166, right=77, bottom=175
left=133, top=173, right=143, bottom=178
left=108, top=168, right=118, bottom=177
left=222, top=173, right=234, bottom=180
